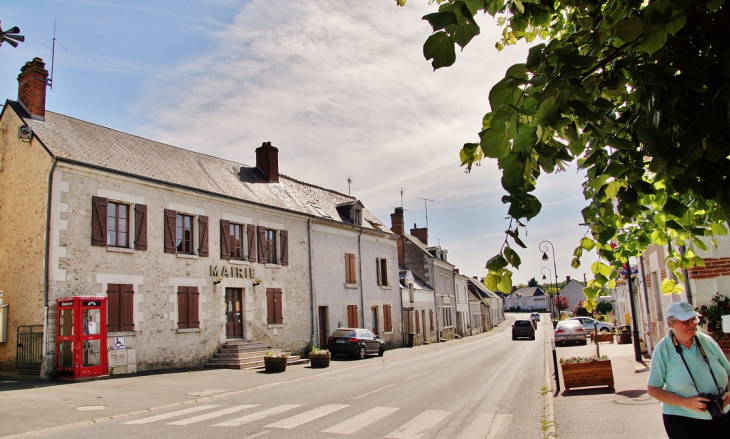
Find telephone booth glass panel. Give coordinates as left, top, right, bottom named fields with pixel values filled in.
left=56, top=297, right=108, bottom=379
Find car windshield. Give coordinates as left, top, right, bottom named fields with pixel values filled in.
left=331, top=330, right=356, bottom=337
left=557, top=321, right=580, bottom=329
left=515, top=321, right=532, bottom=327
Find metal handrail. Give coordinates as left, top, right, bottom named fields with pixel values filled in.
left=248, top=321, right=270, bottom=339
left=201, top=322, right=225, bottom=344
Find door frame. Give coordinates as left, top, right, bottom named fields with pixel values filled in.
left=225, top=287, right=244, bottom=339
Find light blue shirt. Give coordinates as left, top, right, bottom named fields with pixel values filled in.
left=648, top=331, right=730, bottom=419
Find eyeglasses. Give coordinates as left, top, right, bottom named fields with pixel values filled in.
left=678, top=317, right=700, bottom=326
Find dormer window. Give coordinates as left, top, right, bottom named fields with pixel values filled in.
left=351, top=207, right=362, bottom=225
left=336, top=200, right=364, bottom=226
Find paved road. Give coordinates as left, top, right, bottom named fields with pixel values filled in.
left=2, top=314, right=548, bottom=439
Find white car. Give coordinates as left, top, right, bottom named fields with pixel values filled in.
left=567, top=317, right=615, bottom=333
left=530, top=312, right=540, bottom=322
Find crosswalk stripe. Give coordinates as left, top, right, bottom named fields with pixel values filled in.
left=265, top=404, right=349, bottom=429
left=385, top=410, right=450, bottom=439
left=123, top=405, right=220, bottom=424
left=167, top=405, right=259, bottom=425
left=458, top=413, right=509, bottom=439
left=214, top=404, right=302, bottom=427
left=322, top=406, right=400, bottom=434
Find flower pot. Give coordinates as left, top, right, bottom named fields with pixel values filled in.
left=561, top=359, right=614, bottom=391
left=309, top=353, right=331, bottom=368
left=264, top=356, right=288, bottom=373
left=589, top=332, right=614, bottom=343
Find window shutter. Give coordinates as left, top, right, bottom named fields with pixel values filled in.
left=177, top=287, right=189, bottom=328
left=384, top=305, right=392, bottom=332
left=107, top=284, right=120, bottom=332
left=220, top=219, right=231, bottom=259
left=267, top=289, right=275, bottom=324
left=198, top=216, right=209, bottom=257
left=348, top=254, right=357, bottom=284
left=91, top=196, right=108, bottom=246
left=257, top=226, right=266, bottom=262
left=376, top=258, right=382, bottom=286
left=189, top=287, right=200, bottom=328
left=134, top=204, right=147, bottom=251
left=121, top=285, right=134, bottom=331
left=164, top=209, right=177, bottom=254
left=274, top=289, right=283, bottom=324
left=247, top=224, right=256, bottom=262
left=280, top=230, right=288, bottom=266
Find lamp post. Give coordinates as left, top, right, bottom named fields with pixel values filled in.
left=540, top=240, right=560, bottom=322
left=541, top=266, right=554, bottom=317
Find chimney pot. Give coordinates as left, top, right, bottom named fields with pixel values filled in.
left=566, top=276, right=571, bottom=283
left=17, top=57, right=48, bottom=120
left=255, top=141, right=279, bottom=182
left=390, top=207, right=404, bottom=235
left=410, top=224, right=428, bottom=245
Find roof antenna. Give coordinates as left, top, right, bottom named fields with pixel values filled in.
left=41, top=21, right=68, bottom=89
left=400, top=188, right=404, bottom=209
left=417, top=197, right=435, bottom=229
left=347, top=176, right=353, bottom=196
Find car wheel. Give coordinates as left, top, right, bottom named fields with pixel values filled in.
left=580, top=339, right=588, bottom=345
left=600, top=328, right=610, bottom=333
left=378, top=345, right=384, bottom=357
left=512, top=335, right=517, bottom=340
left=531, top=336, right=535, bottom=340
left=358, top=345, right=366, bottom=359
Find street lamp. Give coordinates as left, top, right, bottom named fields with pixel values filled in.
left=540, top=240, right=560, bottom=321
left=541, top=266, right=554, bottom=316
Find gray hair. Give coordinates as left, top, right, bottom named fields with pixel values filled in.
left=667, top=316, right=677, bottom=326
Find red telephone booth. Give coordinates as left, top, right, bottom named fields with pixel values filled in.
left=56, top=297, right=108, bottom=379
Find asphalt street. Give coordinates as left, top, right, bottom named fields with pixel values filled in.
left=1, top=314, right=548, bottom=439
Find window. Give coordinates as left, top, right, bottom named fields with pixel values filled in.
left=345, top=253, right=357, bottom=284
left=164, top=209, right=208, bottom=256
left=371, top=307, right=378, bottom=335
left=377, top=258, right=389, bottom=286
left=415, top=310, right=421, bottom=334
left=442, top=307, right=454, bottom=327
left=347, top=304, right=358, bottom=328
left=91, top=196, right=147, bottom=250
left=267, top=288, right=283, bottom=324
left=256, top=226, right=288, bottom=265
left=265, top=229, right=277, bottom=263
left=177, top=286, right=200, bottom=329
left=429, top=310, right=435, bottom=331
left=107, top=202, right=129, bottom=247
left=107, top=284, right=134, bottom=332
left=383, top=304, right=392, bottom=332
left=230, top=223, right=245, bottom=259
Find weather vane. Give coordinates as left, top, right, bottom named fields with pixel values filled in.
left=0, top=21, right=25, bottom=48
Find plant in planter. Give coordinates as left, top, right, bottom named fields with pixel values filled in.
left=309, top=347, right=331, bottom=369
left=559, top=355, right=614, bottom=391
left=263, top=350, right=288, bottom=373
left=697, top=293, right=730, bottom=338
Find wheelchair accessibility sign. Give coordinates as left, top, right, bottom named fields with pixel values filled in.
left=113, top=336, right=126, bottom=350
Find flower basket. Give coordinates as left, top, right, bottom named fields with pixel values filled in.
left=589, top=332, right=614, bottom=343
left=560, top=356, right=614, bottom=391
left=309, top=352, right=331, bottom=368
left=264, top=355, right=288, bottom=373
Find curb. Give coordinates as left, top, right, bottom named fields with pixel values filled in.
left=542, top=331, right=556, bottom=438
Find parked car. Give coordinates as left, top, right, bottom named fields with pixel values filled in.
left=554, top=320, right=587, bottom=345
left=327, top=328, right=385, bottom=359
left=530, top=312, right=540, bottom=322
left=567, top=317, right=615, bottom=333
left=512, top=319, right=536, bottom=340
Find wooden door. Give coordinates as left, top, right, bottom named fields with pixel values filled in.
left=318, top=306, right=328, bottom=348
left=371, top=307, right=378, bottom=335
left=225, top=288, right=243, bottom=339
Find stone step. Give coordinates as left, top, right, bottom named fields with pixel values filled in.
left=211, top=349, right=281, bottom=360
left=205, top=354, right=307, bottom=370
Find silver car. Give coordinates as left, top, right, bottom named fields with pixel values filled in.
left=567, top=317, right=615, bottom=333
left=554, top=320, right=587, bottom=345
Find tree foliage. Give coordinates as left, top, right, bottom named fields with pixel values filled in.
left=527, top=277, right=538, bottom=287
left=398, top=0, right=730, bottom=300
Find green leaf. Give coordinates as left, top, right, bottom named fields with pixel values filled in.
left=711, top=223, right=728, bottom=236
left=663, top=198, right=688, bottom=218
left=665, top=11, right=686, bottom=36
left=422, top=11, right=458, bottom=32
left=489, top=77, right=520, bottom=110
left=694, top=238, right=708, bottom=252
left=480, top=127, right=510, bottom=158
left=423, top=31, right=456, bottom=70
left=486, top=254, right=508, bottom=271
left=614, top=17, right=643, bottom=43
left=591, top=261, right=612, bottom=278
left=485, top=272, right=500, bottom=291
left=706, top=0, right=724, bottom=12
left=503, top=247, right=522, bottom=268
left=580, top=238, right=595, bottom=251
left=638, top=25, right=668, bottom=55
left=497, top=270, right=513, bottom=293
left=660, top=278, right=675, bottom=295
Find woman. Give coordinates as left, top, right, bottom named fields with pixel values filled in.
left=647, top=301, right=730, bottom=438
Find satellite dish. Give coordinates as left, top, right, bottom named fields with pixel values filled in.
left=0, top=21, right=25, bottom=48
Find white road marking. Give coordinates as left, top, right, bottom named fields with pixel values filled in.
left=214, top=404, right=301, bottom=427
left=385, top=410, right=450, bottom=439
left=353, top=383, right=394, bottom=400
left=265, top=404, right=349, bottom=428
left=406, top=370, right=431, bottom=380
left=439, top=361, right=454, bottom=368
left=167, top=405, right=259, bottom=425
left=485, top=414, right=508, bottom=439
left=458, top=413, right=509, bottom=439
left=322, top=406, right=400, bottom=434
left=123, top=405, right=220, bottom=424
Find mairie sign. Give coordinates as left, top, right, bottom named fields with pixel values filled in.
left=210, top=265, right=256, bottom=279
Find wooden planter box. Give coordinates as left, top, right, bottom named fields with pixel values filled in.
left=309, top=353, right=331, bottom=368
left=561, top=360, right=614, bottom=391
left=589, top=332, right=614, bottom=343
left=264, top=356, right=288, bottom=373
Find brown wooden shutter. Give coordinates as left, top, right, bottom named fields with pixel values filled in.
left=164, top=209, right=177, bottom=254
left=376, top=258, right=382, bottom=286
left=107, top=283, right=120, bottom=332
left=257, top=226, right=266, bottom=262
left=345, top=254, right=356, bottom=284
left=91, top=196, right=108, bottom=246
left=121, top=284, right=134, bottom=331
left=189, top=287, right=200, bottom=328
left=177, top=287, right=189, bottom=328
left=220, top=219, right=231, bottom=259
left=267, top=289, right=275, bottom=324
left=247, top=224, right=256, bottom=262
left=274, top=289, right=283, bottom=324
left=347, top=305, right=358, bottom=328
left=198, top=216, right=209, bottom=257
left=134, top=204, right=147, bottom=251
left=384, top=305, right=392, bottom=332
left=280, top=230, right=288, bottom=266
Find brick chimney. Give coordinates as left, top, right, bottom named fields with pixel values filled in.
left=410, top=223, right=428, bottom=245
left=390, top=207, right=404, bottom=235
left=256, top=141, right=279, bottom=182
left=454, top=268, right=459, bottom=274
left=566, top=276, right=571, bottom=283
left=17, top=58, right=49, bottom=120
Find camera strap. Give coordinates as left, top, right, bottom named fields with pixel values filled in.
left=670, top=331, right=723, bottom=396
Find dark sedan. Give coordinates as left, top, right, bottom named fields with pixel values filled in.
left=327, top=328, right=385, bottom=359
left=512, top=319, right=536, bottom=340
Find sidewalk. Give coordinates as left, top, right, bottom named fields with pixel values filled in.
left=548, top=338, right=665, bottom=439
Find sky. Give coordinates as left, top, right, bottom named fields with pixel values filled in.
left=0, top=0, right=598, bottom=287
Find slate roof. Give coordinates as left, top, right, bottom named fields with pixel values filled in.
left=4, top=100, right=390, bottom=233
left=511, top=286, right=545, bottom=298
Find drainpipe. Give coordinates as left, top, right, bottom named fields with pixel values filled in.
left=358, top=227, right=365, bottom=329
left=638, top=255, right=654, bottom=355
left=307, top=218, right=316, bottom=346
left=42, top=158, right=57, bottom=373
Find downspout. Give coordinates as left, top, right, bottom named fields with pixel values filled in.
left=42, top=157, right=58, bottom=372
left=358, top=227, right=365, bottom=329
left=308, top=218, right=316, bottom=346
left=638, top=255, right=654, bottom=355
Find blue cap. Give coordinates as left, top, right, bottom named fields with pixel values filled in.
left=665, top=302, right=700, bottom=321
